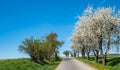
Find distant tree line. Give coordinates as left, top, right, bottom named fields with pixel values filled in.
left=63, top=50, right=70, bottom=57
left=19, top=33, right=64, bottom=63
left=70, top=6, right=120, bottom=66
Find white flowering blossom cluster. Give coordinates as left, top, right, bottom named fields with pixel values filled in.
left=70, top=6, right=120, bottom=65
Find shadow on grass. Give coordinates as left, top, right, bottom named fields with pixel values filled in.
left=39, top=59, right=60, bottom=66
left=88, top=56, right=120, bottom=66
left=89, top=57, right=101, bottom=61
left=107, top=57, right=120, bottom=66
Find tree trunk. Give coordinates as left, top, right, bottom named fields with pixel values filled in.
left=55, top=52, right=58, bottom=61
left=102, top=54, right=105, bottom=65
left=70, top=53, right=73, bottom=57
left=96, top=50, right=99, bottom=63
left=102, top=37, right=110, bottom=65
left=74, top=51, right=76, bottom=57
left=93, top=49, right=99, bottom=63
left=98, top=36, right=106, bottom=65
left=81, top=47, right=85, bottom=59
left=78, top=52, right=79, bottom=57
left=31, top=55, right=40, bottom=63
left=102, top=53, right=107, bottom=65
left=87, top=52, right=90, bottom=60
left=95, top=55, right=98, bottom=63
left=82, top=51, right=85, bottom=59
left=93, top=51, right=98, bottom=63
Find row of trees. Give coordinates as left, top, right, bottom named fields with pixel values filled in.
left=70, top=6, right=120, bottom=65
left=19, top=33, right=64, bottom=63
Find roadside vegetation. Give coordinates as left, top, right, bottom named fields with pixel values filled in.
left=70, top=5, right=120, bottom=69
left=0, top=33, right=63, bottom=70
left=0, top=58, right=62, bottom=70
left=76, top=54, right=120, bottom=70
left=19, top=33, right=64, bottom=63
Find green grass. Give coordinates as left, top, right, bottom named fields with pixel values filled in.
left=76, top=55, right=120, bottom=70
left=0, top=58, right=61, bottom=70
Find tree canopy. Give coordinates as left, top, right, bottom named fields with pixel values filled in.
left=70, top=6, right=120, bottom=65
left=19, top=33, right=64, bottom=63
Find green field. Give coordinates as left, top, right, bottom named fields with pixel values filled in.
left=76, top=55, right=120, bottom=70
left=0, top=58, right=61, bottom=70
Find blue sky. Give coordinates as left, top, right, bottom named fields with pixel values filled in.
left=0, top=0, right=119, bottom=59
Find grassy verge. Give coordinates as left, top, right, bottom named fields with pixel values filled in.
left=0, top=58, right=62, bottom=70
left=76, top=57, right=108, bottom=70
left=76, top=56, right=120, bottom=70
